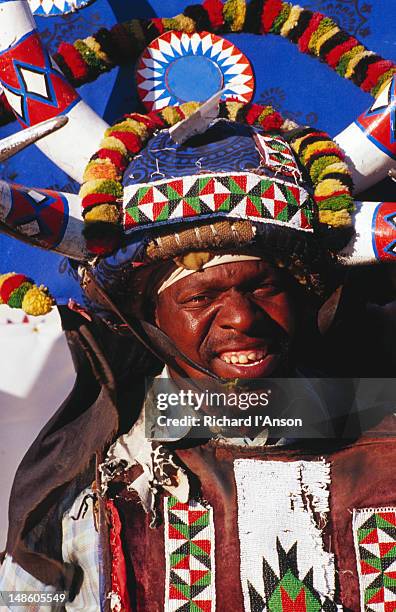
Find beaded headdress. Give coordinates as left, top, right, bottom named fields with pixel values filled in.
left=0, top=0, right=395, bottom=314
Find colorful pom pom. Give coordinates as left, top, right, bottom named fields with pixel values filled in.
left=203, top=0, right=224, bottom=29
left=0, top=273, right=54, bottom=315
left=84, top=203, right=120, bottom=224
left=289, top=127, right=354, bottom=226
left=223, top=0, right=246, bottom=32
left=0, top=273, right=16, bottom=302
left=22, top=286, right=54, bottom=316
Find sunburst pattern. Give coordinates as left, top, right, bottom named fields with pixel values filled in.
left=137, top=31, right=254, bottom=111
left=28, top=0, right=95, bottom=16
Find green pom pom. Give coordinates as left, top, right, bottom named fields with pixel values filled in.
left=317, top=194, right=355, bottom=212
left=271, top=4, right=291, bottom=34
left=7, top=282, right=33, bottom=308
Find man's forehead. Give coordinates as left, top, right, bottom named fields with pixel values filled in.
left=169, top=259, right=276, bottom=291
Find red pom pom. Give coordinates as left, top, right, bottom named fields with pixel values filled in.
left=147, top=111, right=167, bottom=130
left=326, top=37, right=358, bottom=69
left=82, top=193, right=119, bottom=210
left=110, top=130, right=143, bottom=153
left=260, top=112, right=284, bottom=131
left=174, top=107, right=185, bottom=121
left=298, top=13, right=324, bottom=53
left=151, top=18, right=165, bottom=35
left=1, top=274, right=28, bottom=303
left=58, top=42, right=88, bottom=81
left=98, top=148, right=128, bottom=169
left=203, top=0, right=224, bottom=29
left=261, top=0, right=283, bottom=34
left=245, top=104, right=266, bottom=125
left=361, top=60, right=394, bottom=92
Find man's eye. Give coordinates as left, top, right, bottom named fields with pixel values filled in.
left=190, top=294, right=209, bottom=302
left=184, top=294, right=211, bottom=305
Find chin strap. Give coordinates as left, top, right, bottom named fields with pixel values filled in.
left=81, top=267, right=227, bottom=384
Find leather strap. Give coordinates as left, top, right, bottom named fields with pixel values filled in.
left=82, top=267, right=225, bottom=383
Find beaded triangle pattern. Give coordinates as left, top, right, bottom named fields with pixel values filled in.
left=234, top=460, right=337, bottom=612
left=164, top=496, right=216, bottom=612
left=255, top=134, right=303, bottom=181
left=124, top=173, right=314, bottom=233
left=353, top=508, right=396, bottom=612
left=248, top=539, right=338, bottom=612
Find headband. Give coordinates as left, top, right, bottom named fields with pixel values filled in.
left=157, top=253, right=262, bottom=294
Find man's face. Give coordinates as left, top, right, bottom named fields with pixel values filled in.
left=155, top=259, right=296, bottom=379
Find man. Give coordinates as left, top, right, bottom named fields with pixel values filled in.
left=1, top=104, right=396, bottom=612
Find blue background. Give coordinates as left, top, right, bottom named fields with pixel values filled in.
left=1, top=0, right=395, bottom=303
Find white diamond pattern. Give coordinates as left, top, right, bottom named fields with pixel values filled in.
left=19, top=68, right=49, bottom=98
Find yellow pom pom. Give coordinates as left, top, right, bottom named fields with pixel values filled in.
left=316, top=161, right=350, bottom=182
left=79, top=178, right=123, bottom=200
left=163, top=15, right=196, bottom=33
left=257, top=106, right=274, bottom=122
left=83, top=159, right=119, bottom=182
left=319, top=209, right=352, bottom=227
left=100, top=136, right=128, bottom=156
left=315, top=178, right=347, bottom=197
left=0, top=273, right=16, bottom=303
left=375, top=71, right=396, bottom=97
left=160, top=106, right=183, bottom=126
left=313, top=26, right=340, bottom=55
left=179, top=101, right=201, bottom=118
left=290, top=131, right=316, bottom=155
left=223, top=0, right=246, bottom=31
left=281, top=5, right=304, bottom=37
left=106, top=119, right=148, bottom=140
left=302, top=140, right=338, bottom=163
left=224, top=101, right=244, bottom=121
left=84, top=36, right=111, bottom=64
left=125, top=118, right=148, bottom=140
left=84, top=204, right=120, bottom=224
left=22, top=285, right=54, bottom=316
left=345, top=50, right=375, bottom=79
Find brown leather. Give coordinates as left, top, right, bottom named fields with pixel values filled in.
left=113, top=414, right=396, bottom=611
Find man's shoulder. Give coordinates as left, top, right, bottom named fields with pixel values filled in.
left=361, top=411, right=396, bottom=439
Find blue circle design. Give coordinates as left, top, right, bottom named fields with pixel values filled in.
left=165, top=56, right=223, bottom=103
left=138, top=32, right=254, bottom=110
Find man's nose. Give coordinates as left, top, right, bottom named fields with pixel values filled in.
left=215, top=289, right=263, bottom=334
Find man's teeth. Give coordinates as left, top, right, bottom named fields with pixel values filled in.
left=220, top=350, right=265, bottom=364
